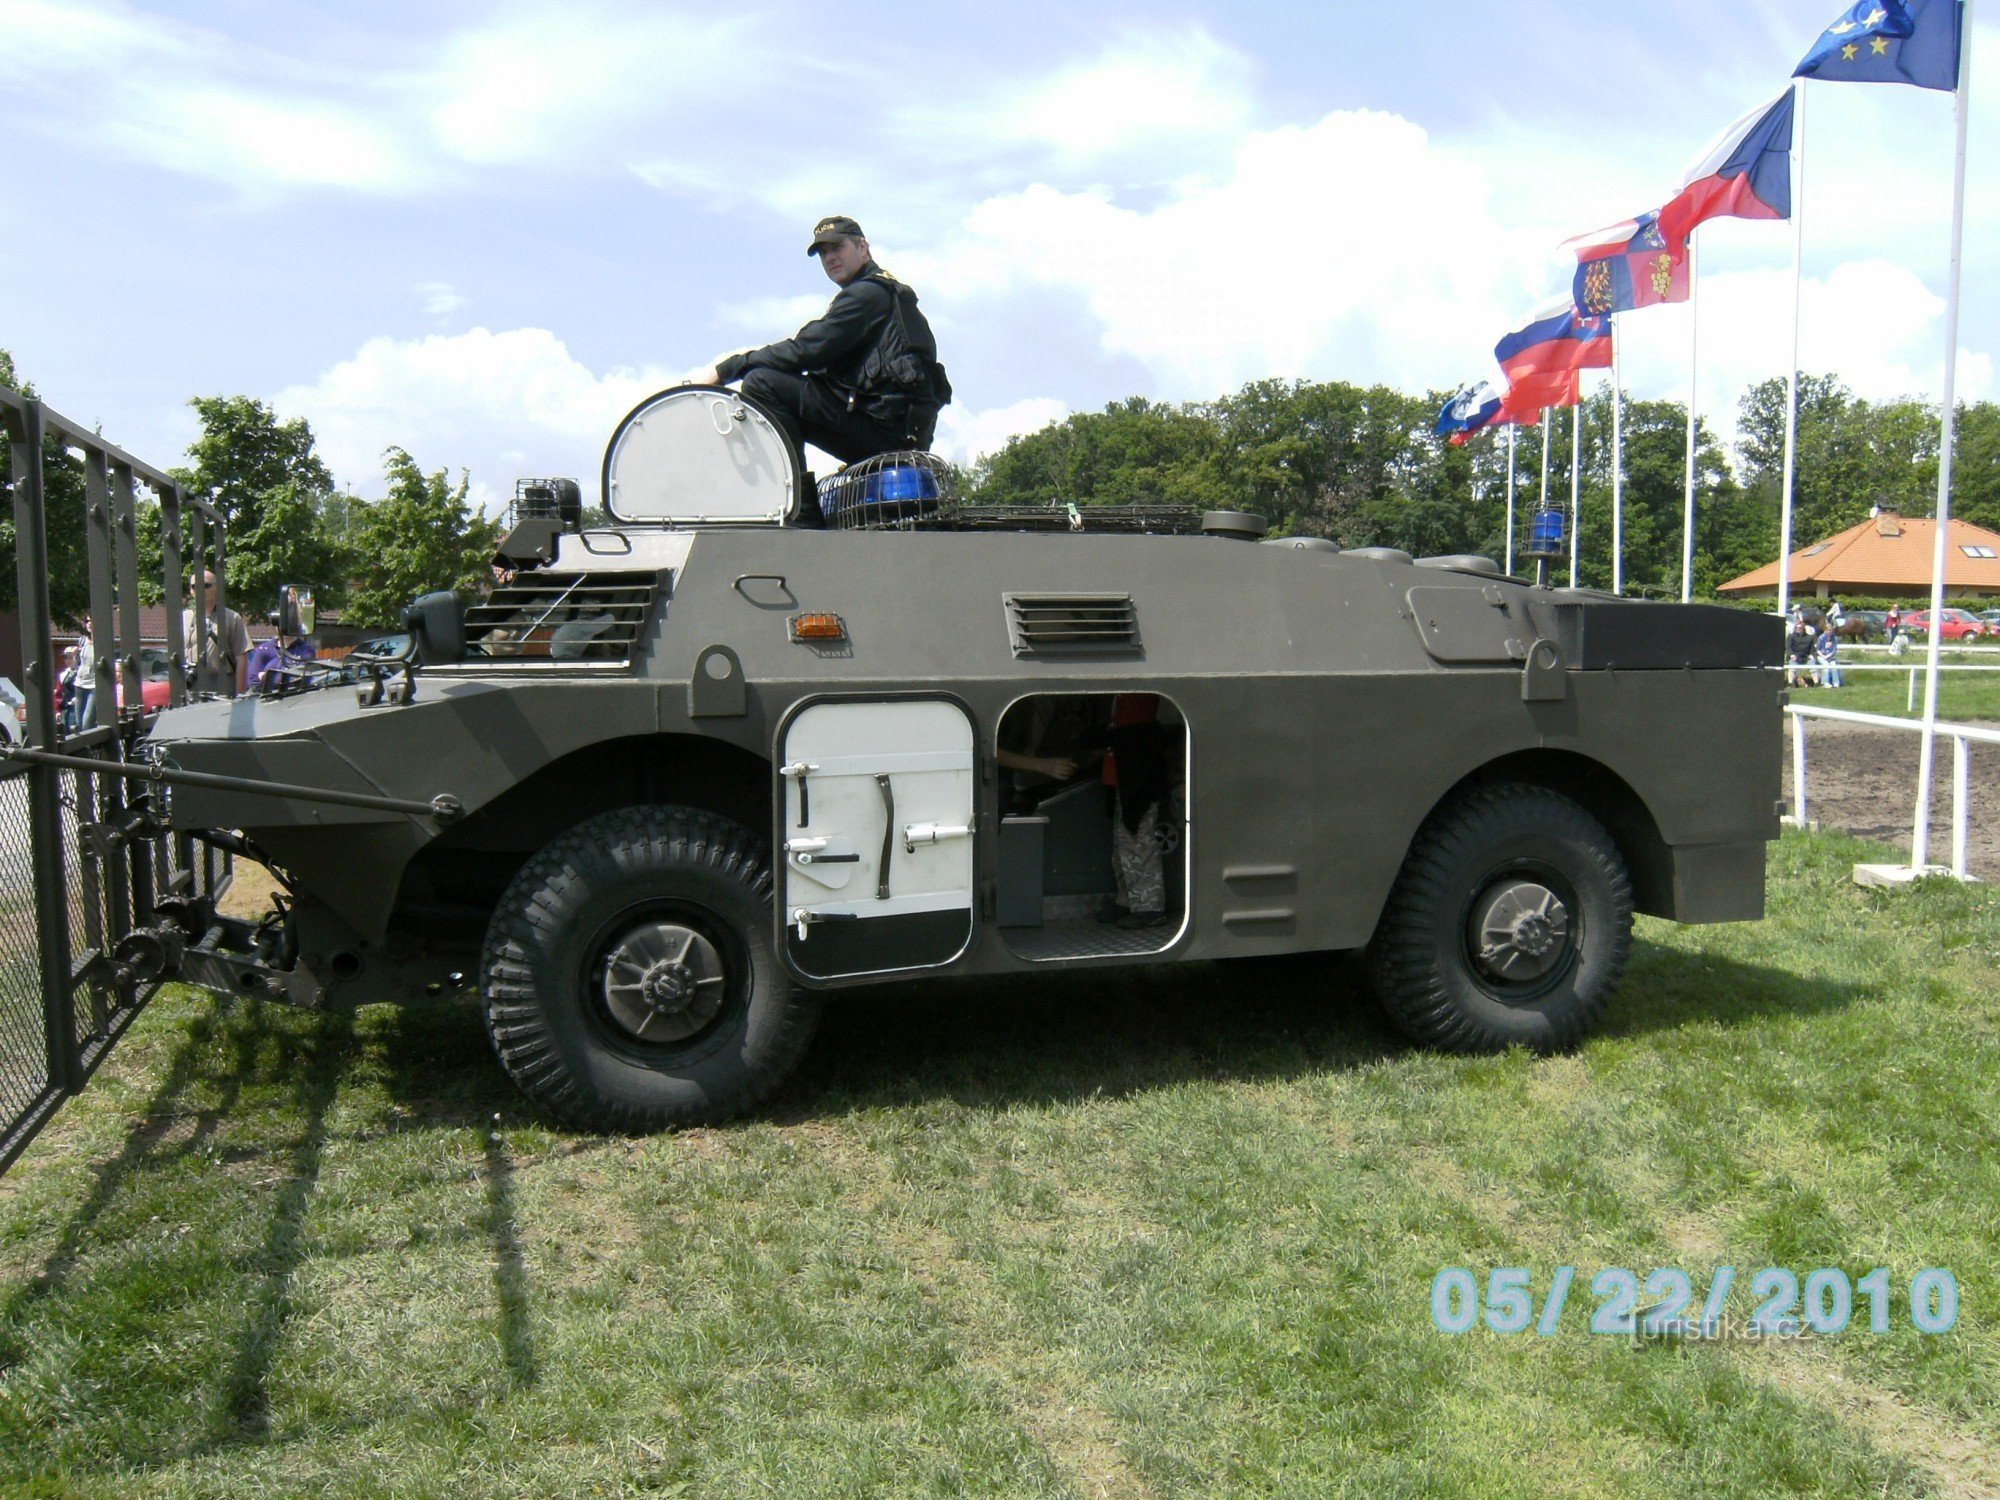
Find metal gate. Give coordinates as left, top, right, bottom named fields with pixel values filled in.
left=0, top=388, right=230, bottom=1174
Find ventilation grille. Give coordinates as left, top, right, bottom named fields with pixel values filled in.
left=463, top=572, right=659, bottom=663
left=1004, top=593, right=1141, bottom=657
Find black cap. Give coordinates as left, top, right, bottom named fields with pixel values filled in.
left=807, top=215, right=864, bottom=255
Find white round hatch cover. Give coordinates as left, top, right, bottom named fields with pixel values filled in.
left=602, top=385, right=800, bottom=525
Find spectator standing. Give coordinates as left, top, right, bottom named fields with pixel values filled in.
left=183, top=570, right=251, bottom=697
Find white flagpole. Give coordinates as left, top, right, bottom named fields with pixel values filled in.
left=1505, top=424, right=1517, bottom=574
left=1570, top=400, right=1583, bottom=587
left=1612, top=320, right=1624, bottom=594
left=1539, top=408, right=1551, bottom=523
left=1682, top=232, right=1701, bottom=601
left=1913, top=1, right=1974, bottom=873
left=1778, top=78, right=1807, bottom=628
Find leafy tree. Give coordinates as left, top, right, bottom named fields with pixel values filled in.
left=0, top=348, right=92, bottom=624
left=174, top=395, right=334, bottom=535
left=1737, top=375, right=1938, bottom=548
left=343, top=449, right=499, bottom=629
left=1948, top=399, right=2000, bottom=534
left=969, top=396, right=1228, bottom=510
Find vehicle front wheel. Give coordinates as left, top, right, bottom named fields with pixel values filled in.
left=1367, top=783, right=1633, bottom=1054
left=481, top=805, right=819, bottom=1131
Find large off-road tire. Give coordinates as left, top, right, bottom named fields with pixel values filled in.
left=1367, top=783, right=1633, bottom=1054
left=481, top=805, right=819, bottom=1131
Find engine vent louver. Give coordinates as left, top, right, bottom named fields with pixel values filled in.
left=462, top=572, right=659, bottom=664
left=1003, top=593, right=1142, bottom=657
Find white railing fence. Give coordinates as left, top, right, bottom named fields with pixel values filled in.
left=1786, top=703, right=1999, bottom=880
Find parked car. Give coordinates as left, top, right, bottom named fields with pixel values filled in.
left=108, top=647, right=177, bottom=713
left=1978, top=608, right=2000, bottom=629
left=1905, top=608, right=1996, bottom=641
left=0, top=677, right=24, bottom=746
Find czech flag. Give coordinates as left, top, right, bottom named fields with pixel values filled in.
left=1494, top=302, right=1611, bottom=415
left=1437, top=382, right=1503, bottom=446
left=1565, top=211, right=1690, bottom=316
left=1795, top=0, right=1961, bottom=91
left=1658, top=90, right=1794, bottom=243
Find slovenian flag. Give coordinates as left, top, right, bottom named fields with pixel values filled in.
left=1436, top=382, right=1503, bottom=445
left=1795, top=0, right=1961, bottom=91
left=1494, top=302, right=1612, bottom=415
left=1566, top=211, right=1690, bottom=316
left=1657, top=90, right=1795, bottom=244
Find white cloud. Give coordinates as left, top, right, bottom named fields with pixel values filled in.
left=934, top=397, right=1070, bottom=466
left=963, top=28, right=1252, bottom=162
left=273, top=328, right=675, bottom=513
left=416, top=282, right=469, bottom=321
left=1602, top=257, right=1990, bottom=451
left=426, top=7, right=755, bottom=168
left=906, top=108, right=1548, bottom=403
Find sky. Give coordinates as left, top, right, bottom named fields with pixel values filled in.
left=3, top=0, right=1997, bottom=515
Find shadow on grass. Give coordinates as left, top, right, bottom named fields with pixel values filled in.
left=373, top=936, right=1866, bottom=1134
left=0, top=995, right=262, bottom=1338
left=211, top=1008, right=355, bottom=1444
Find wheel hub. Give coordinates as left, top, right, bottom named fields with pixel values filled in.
left=599, top=921, right=727, bottom=1043
left=1468, top=879, right=1571, bottom=984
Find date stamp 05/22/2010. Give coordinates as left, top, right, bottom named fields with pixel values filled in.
left=1430, top=1266, right=1961, bottom=1340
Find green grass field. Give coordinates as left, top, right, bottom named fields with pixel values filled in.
left=1791, top=649, right=2000, bottom=721
left=0, top=829, right=1994, bottom=1498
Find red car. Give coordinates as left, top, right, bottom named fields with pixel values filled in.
left=1904, top=608, right=1996, bottom=642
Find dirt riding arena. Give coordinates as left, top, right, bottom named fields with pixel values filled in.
left=1781, top=717, right=2000, bottom=880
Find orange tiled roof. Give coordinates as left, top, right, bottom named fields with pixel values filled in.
left=1719, top=513, right=2000, bottom=594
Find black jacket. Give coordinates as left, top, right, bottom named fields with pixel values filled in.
left=718, top=264, right=948, bottom=424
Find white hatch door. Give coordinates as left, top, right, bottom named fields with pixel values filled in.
left=779, top=699, right=976, bottom=980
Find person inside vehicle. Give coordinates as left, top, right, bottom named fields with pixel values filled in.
left=685, top=216, right=950, bottom=481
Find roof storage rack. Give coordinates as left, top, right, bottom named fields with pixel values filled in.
left=952, top=503, right=1201, bottom=534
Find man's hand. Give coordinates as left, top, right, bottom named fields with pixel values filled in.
left=677, top=365, right=720, bottom=387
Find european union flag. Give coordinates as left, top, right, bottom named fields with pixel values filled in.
left=1795, top=0, right=1961, bottom=91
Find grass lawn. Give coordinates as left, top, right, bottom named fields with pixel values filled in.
left=1792, top=649, right=2000, bottom=721
left=0, top=829, right=1994, bottom=1498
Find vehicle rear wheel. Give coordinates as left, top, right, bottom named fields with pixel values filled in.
left=1367, top=783, right=1632, bottom=1054
left=481, top=805, right=819, bottom=1130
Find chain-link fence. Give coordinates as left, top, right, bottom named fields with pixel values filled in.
left=0, top=766, right=50, bottom=1139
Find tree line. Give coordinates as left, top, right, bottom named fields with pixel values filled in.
left=1, top=349, right=497, bottom=631
left=968, top=375, right=2000, bottom=597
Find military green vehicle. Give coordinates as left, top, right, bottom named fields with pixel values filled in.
left=1, top=384, right=1782, bottom=1152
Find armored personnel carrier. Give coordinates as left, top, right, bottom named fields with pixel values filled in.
left=5, top=384, right=1784, bottom=1142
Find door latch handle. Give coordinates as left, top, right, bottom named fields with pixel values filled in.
left=790, top=907, right=859, bottom=941
left=903, top=822, right=973, bottom=852
left=780, top=760, right=819, bottom=827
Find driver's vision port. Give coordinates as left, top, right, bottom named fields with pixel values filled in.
left=995, top=693, right=1187, bottom=961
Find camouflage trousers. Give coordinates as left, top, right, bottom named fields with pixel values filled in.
left=1111, top=804, right=1165, bottom=914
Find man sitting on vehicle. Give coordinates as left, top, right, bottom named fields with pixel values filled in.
left=686, top=216, right=950, bottom=472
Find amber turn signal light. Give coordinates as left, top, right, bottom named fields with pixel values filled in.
left=789, top=612, right=847, bottom=642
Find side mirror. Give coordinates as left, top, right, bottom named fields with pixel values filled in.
left=402, top=591, right=467, bottom=664
left=278, top=584, right=316, bottom=637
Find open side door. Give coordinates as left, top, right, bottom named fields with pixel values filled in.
left=778, top=698, right=976, bottom=981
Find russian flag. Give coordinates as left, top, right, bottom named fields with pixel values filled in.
left=1437, top=381, right=1503, bottom=446
left=1658, top=90, right=1794, bottom=243
left=1494, top=302, right=1612, bottom=414
left=1565, top=211, right=1690, bottom=315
